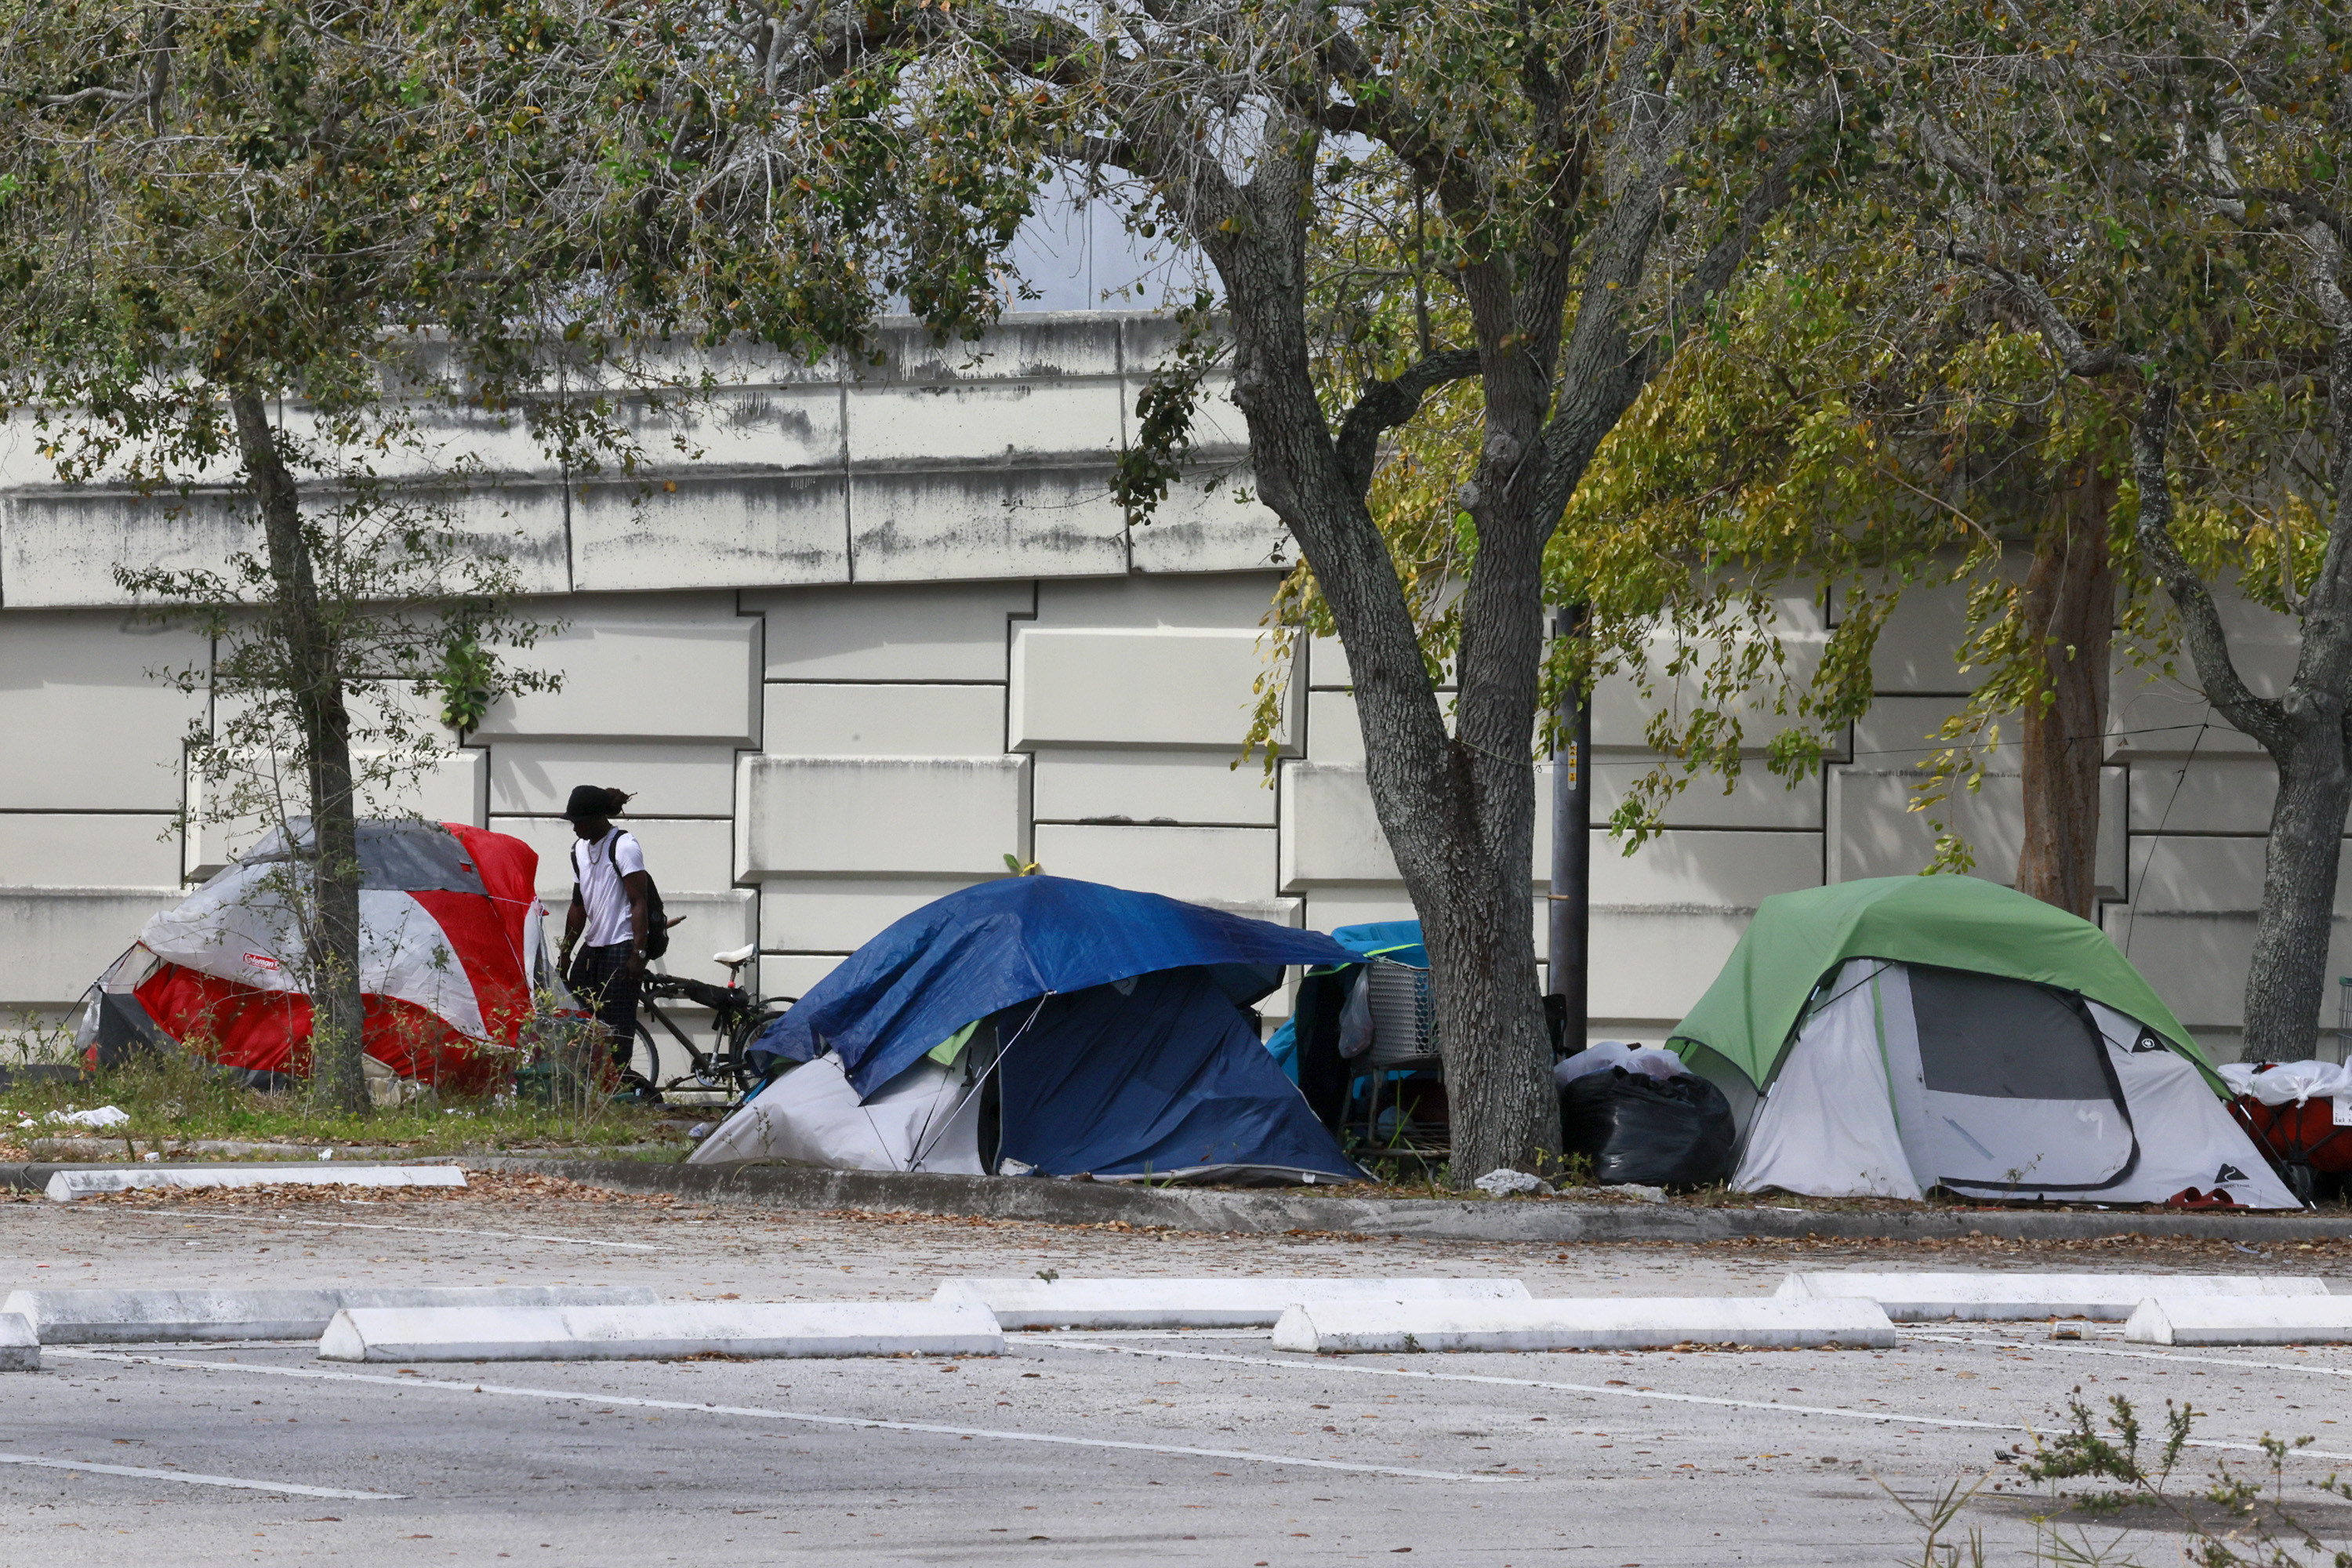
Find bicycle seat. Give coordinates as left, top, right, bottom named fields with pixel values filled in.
left=713, top=942, right=757, bottom=969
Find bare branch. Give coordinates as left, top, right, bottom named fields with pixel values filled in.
left=2130, top=381, right=2290, bottom=753
left=1334, top=347, right=1481, bottom=498
left=1946, top=245, right=2129, bottom=379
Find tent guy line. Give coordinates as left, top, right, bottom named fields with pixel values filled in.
left=0, top=1451, right=406, bottom=1500
left=1039, top=1339, right=2352, bottom=1465
left=45, top=1349, right=1519, bottom=1485
left=119, top=1207, right=666, bottom=1251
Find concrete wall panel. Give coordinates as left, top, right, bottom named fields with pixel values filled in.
left=474, top=603, right=759, bottom=744
left=1124, top=483, right=1288, bottom=575
left=3, top=489, right=242, bottom=609
left=0, top=612, right=207, bottom=811
left=2125, top=755, right=2279, bottom=835
left=488, top=741, right=739, bottom=819
left=872, top=314, right=1127, bottom=383
left=1591, top=630, right=1828, bottom=752
left=1011, top=626, right=1275, bottom=749
left=758, top=876, right=986, bottom=954
left=1032, top=749, right=1276, bottom=826
left=1279, top=764, right=1397, bottom=887
left=763, top=683, right=1005, bottom=757
left=1031, top=822, right=1275, bottom=905
left=1305, top=689, right=1367, bottom=764
left=737, top=754, right=1029, bottom=877
left=495, top=815, right=737, bottom=898
left=1033, top=572, right=1285, bottom=629
left=0, top=815, right=180, bottom=889
left=1827, top=766, right=2125, bottom=897
left=1589, top=910, right=1752, bottom=1033
left=0, top=888, right=180, bottom=1007
left=1590, top=762, right=1823, bottom=833
left=570, top=472, right=848, bottom=593
left=848, top=465, right=1129, bottom=583
left=1865, top=575, right=1986, bottom=694
left=848, top=382, right=1123, bottom=467
left=2110, top=671, right=2270, bottom=757
left=1590, top=827, right=1823, bottom=912
left=1299, top=887, right=1419, bottom=934
left=641, top=890, right=758, bottom=989
left=759, top=952, right=848, bottom=1003
left=752, top=581, right=1033, bottom=682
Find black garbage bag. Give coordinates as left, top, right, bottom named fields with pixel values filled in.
left=1559, top=1068, right=1736, bottom=1189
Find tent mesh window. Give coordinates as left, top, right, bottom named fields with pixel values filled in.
left=1907, top=967, right=2110, bottom=1100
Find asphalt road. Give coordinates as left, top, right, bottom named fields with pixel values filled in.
left=5, top=1180, right=2350, bottom=1566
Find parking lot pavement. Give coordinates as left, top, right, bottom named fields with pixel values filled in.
left=5, top=1183, right=2352, bottom=1565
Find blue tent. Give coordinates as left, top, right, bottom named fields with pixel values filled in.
left=741, top=877, right=1366, bottom=1182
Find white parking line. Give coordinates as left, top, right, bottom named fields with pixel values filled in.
left=0, top=1451, right=405, bottom=1500
left=1040, top=1339, right=2352, bottom=1465
left=48, top=1349, right=1515, bottom=1486
left=122, top=1208, right=662, bottom=1251
left=1904, top=1327, right=2352, bottom=1380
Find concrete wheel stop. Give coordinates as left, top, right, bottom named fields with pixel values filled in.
left=3, top=1285, right=662, bottom=1343
left=1271, top=1297, right=1901, bottom=1354
left=935, top=1276, right=1530, bottom=1329
left=1776, top=1270, right=2331, bottom=1321
left=317, top=1299, right=1007, bottom=1362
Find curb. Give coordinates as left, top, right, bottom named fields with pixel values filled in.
left=475, top=1160, right=2352, bottom=1246
left=0, top=1160, right=460, bottom=1192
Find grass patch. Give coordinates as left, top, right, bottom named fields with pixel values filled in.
left=0, top=1049, right=690, bottom=1159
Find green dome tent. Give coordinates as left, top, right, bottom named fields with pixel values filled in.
left=1665, top=877, right=2293, bottom=1207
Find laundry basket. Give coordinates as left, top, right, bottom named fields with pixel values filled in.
left=1352, top=959, right=1445, bottom=1154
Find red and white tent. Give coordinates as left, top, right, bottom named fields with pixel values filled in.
left=78, top=820, right=561, bottom=1091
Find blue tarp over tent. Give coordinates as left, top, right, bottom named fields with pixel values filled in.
left=744, top=877, right=1366, bottom=1181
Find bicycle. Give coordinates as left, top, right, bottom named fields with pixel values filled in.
left=622, top=943, right=797, bottom=1106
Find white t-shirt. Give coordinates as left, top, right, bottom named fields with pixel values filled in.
left=571, top=829, right=646, bottom=948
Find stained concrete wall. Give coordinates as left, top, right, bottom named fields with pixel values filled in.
left=0, top=313, right=2337, bottom=1063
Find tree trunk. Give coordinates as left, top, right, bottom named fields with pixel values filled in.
left=1212, top=214, right=1559, bottom=1184
left=2241, top=721, right=2352, bottom=1062
left=230, top=390, right=369, bottom=1115
left=2015, top=465, right=2116, bottom=917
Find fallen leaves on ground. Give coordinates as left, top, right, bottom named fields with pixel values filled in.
left=67, top=1170, right=678, bottom=1208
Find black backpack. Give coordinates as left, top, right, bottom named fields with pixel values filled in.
left=580, top=830, right=670, bottom=961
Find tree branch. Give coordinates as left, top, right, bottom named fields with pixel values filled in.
left=1333, top=347, right=1481, bottom=498
left=2130, top=381, right=2290, bottom=753
left=1947, top=245, right=2128, bottom=379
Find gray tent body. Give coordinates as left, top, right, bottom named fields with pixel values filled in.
left=1732, top=958, right=2298, bottom=1208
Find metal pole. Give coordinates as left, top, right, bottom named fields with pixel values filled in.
left=1547, top=604, right=1592, bottom=1058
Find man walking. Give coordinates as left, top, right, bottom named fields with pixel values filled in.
left=557, top=785, right=652, bottom=1080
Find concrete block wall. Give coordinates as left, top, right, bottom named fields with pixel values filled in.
left=0, top=312, right=2340, bottom=1066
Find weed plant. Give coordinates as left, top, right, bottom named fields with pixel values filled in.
left=0, top=1042, right=683, bottom=1156
left=1892, top=1394, right=2350, bottom=1566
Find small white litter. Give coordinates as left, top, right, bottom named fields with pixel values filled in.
left=44, top=1106, right=129, bottom=1129
left=1473, top=1169, right=1548, bottom=1196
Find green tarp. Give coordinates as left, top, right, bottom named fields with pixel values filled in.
left=1665, top=876, right=2218, bottom=1093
